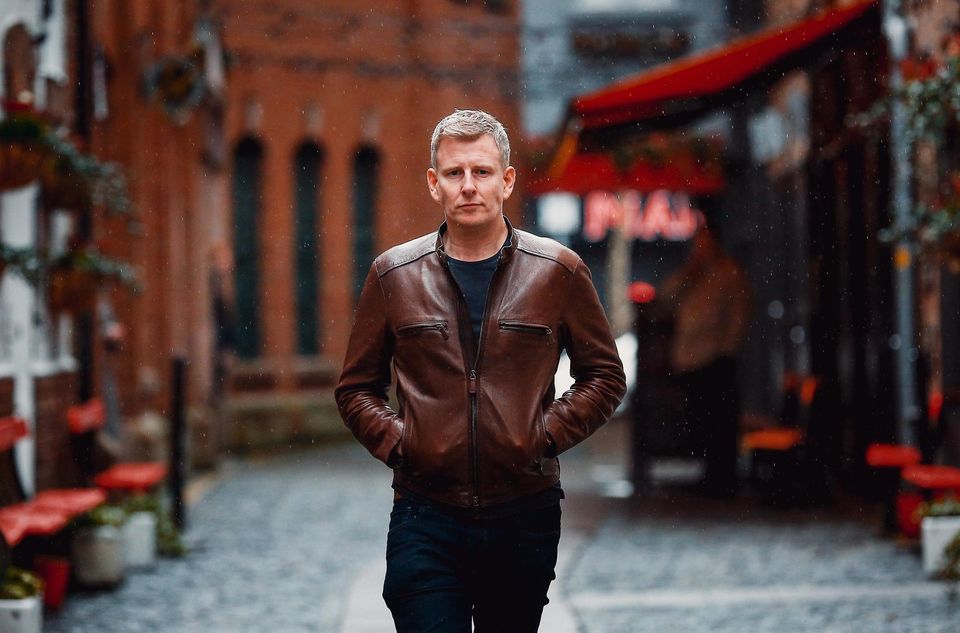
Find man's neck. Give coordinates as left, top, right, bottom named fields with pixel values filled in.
left=444, top=217, right=509, bottom=262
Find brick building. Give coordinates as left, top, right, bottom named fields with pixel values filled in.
left=214, top=0, right=522, bottom=394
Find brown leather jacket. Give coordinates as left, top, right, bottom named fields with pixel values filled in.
left=335, top=219, right=626, bottom=508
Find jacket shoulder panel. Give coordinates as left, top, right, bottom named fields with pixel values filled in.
left=374, top=232, right=438, bottom=276
left=515, top=230, right=580, bottom=273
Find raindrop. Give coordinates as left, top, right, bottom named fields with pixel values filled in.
left=789, top=325, right=805, bottom=345
left=767, top=300, right=785, bottom=319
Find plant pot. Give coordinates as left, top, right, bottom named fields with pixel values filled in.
left=48, top=268, right=97, bottom=314
left=122, top=511, right=157, bottom=569
left=71, top=525, right=126, bottom=588
left=0, top=596, right=42, bottom=633
left=0, top=143, right=46, bottom=191
left=921, top=515, right=960, bottom=576
left=32, top=556, right=70, bottom=610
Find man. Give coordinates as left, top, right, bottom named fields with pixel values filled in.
left=659, top=223, right=751, bottom=496
left=336, top=109, right=625, bottom=632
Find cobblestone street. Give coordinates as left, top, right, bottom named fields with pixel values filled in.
left=46, top=420, right=958, bottom=632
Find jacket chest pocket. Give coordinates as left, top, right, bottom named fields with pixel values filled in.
left=498, top=321, right=552, bottom=340
left=396, top=320, right=449, bottom=340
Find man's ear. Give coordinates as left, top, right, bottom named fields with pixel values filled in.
left=502, top=165, right=516, bottom=200
left=426, top=168, right=441, bottom=204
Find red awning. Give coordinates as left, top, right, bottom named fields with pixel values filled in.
left=572, top=0, right=879, bottom=131
left=528, top=149, right=725, bottom=195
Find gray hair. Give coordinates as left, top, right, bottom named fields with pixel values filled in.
left=430, top=109, right=510, bottom=169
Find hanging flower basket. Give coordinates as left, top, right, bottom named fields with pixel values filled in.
left=46, top=245, right=140, bottom=314
left=0, top=143, right=47, bottom=191
left=40, top=134, right=133, bottom=216
left=0, top=101, right=50, bottom=191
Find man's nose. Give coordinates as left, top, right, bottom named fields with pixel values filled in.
left=461, top=172, right=477, bottom=195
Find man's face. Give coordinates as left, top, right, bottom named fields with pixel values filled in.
left=427, top=134, right=515, bottom=232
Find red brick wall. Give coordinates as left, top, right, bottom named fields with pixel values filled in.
left=34, top=372, right=81, bottom=491
left=216, top=0, right=522, bottom=391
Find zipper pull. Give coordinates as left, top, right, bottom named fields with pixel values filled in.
left=468, top=370, right=477, bottom=394
left=472, top=495, right=480, bottom=507
left=436, top=323, right=449, bottom=340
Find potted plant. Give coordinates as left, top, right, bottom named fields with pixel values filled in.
left=122, top=494, right=186, bottom=560
left=47, top=245, right=140, bottom=314
left=0, top=566, right=43, bottom=633
left=0, top=100, right=50, bottom=192
left=920, top=497, right=960, bottom=577
left=70, top=504, right=127, bottom=588
left=121, top=495, right=159, bottom=569
left=40, top=133, right=133, bottom=217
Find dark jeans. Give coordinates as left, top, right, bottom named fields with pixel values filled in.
left=382, top=498, right=561, bottom=633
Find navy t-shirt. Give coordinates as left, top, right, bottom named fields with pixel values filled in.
left=447, top=250, right=500, bottom=342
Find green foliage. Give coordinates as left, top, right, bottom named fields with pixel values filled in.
left=74, top=504, right=127, bottom=529
left=0, top=109, right=47, bottom=144
left=0, top=567, right=43, bottom=600
left=50, top=246, right=141, bottom=292
left=123, top=494, right=187, bottom=558
left=43, top=134, right=133, bottom=217
left=921, top=497, right=960, bottom=518
left=848, top=50, right=960, bottom=246
left=0, top=244, right=41, bottom=282
left=938, top=529, right=960, bottom=582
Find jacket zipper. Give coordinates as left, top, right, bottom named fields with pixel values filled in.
left=498, top=321, right=552, bottom=336
left=442, top=247, right=506, bottom=509
left=396, top=321, right=449, bottom=339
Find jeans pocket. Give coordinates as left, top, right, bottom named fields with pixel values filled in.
left=516, top=504, right=562, bottom=536
left=388, top=503, right=419, bottom=532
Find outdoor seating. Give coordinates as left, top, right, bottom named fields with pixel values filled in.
left=64, top=398, right=167, bottom=496
left=865, top=443, right=922, bottom=533
left=742, top=375, right=822, bottom=504
left=0, top=416, right=106, bottom=548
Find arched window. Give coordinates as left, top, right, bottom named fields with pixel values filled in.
left=352, top=146, right=380, bottom=300
left=232, top=137, right=263, bottom=359
left=293, top=142, right=323, bottom=355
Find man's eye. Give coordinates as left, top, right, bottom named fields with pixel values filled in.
left=447, top=170, right=461, bottom=177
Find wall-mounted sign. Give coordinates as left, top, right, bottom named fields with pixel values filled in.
left=583, top=189, right=702, bottom=242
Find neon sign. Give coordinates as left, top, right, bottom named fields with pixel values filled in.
left=583, top=189, right=703, bottom=242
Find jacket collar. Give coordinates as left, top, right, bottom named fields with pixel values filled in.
left=435, top=215, right=518, bottom=264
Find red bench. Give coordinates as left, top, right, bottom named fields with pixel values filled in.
left=64, top=398, right=167, bottom=495
left=0, top=416, right=107, bottom=547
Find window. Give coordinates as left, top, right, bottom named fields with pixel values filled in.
left=293, top=142, right=323, bottom=355
left=352, top=146, right=380, bottom=301
left=232, top=137, right=264, bottom=359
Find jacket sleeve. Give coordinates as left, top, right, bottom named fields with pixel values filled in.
left=335, top=263, right=403, bottom=465
left=544, top=259, right=627, bottom=455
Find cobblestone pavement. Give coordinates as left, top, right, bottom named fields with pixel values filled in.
left=46, top=420, right=959, bottom=632
left=45, top=444, right=396, bottom=633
